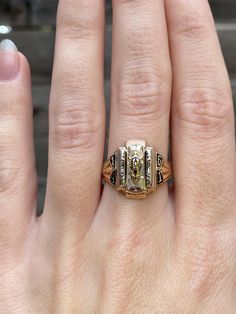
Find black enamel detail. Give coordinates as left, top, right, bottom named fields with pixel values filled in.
left=110, top=170, right=117, bottom=186
left=157, top=154, right=163, bottom=168
left=157, top=170, right=164, bottom=185
left=110, top=154, right=116, bottom=168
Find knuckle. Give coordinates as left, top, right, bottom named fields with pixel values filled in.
left=174, top=14, right=209, bottom=41
left=117, top=66, right=170, bottom=122
left=57, top=2, right=100, bottom=40
left=176, top=87, right=233, bottom=138
left=125, top=28, right=158, bottom=59
left=53, top=97, right=102, bottom=150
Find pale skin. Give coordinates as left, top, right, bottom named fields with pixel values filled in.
left=0, top=0, right=236, bottom=313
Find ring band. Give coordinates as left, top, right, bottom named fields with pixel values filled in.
left=102, top=140, right=172, bottom=199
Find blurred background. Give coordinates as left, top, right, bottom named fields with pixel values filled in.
left=0, top=0, right=235, bottom=210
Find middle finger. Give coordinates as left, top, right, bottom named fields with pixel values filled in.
left=43, top=0, right=105, bottom=232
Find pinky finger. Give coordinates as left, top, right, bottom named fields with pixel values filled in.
left=165, top=1, right=236, bottom=227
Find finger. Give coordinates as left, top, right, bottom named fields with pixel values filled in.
left=165, top=0, right=236, bottom=227
left=44, top=0, right=105, bottom=232
left=0, top=40, right=37, bottom=251
left=103, top=0, right=172, bottom=213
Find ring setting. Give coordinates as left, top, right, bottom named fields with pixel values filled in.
left=102, top=140, right=172, bottom=199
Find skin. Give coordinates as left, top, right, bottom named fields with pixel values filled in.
left=0, top=0, right=236, bottom=313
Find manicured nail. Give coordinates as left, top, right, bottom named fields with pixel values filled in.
left=0, top=39, right=20, bottom=81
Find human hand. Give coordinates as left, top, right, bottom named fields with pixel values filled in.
left=0, top=0, right=235, bottom=313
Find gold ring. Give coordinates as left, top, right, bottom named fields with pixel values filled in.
left=102, top=140, right=172, bottom=199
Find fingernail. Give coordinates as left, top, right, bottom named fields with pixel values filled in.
left=0, top=39, right=20, bottom=82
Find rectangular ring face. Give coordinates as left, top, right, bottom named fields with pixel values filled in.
left=126, top=141, right=146, bottom=193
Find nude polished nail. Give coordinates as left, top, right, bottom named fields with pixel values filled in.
left=0, top=39, right=20, bottom=81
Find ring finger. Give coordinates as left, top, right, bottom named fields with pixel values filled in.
left=103, top=0, right=172, bottom=214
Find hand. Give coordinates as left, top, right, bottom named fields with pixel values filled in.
left=0, top=0, right=235, bottom=313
